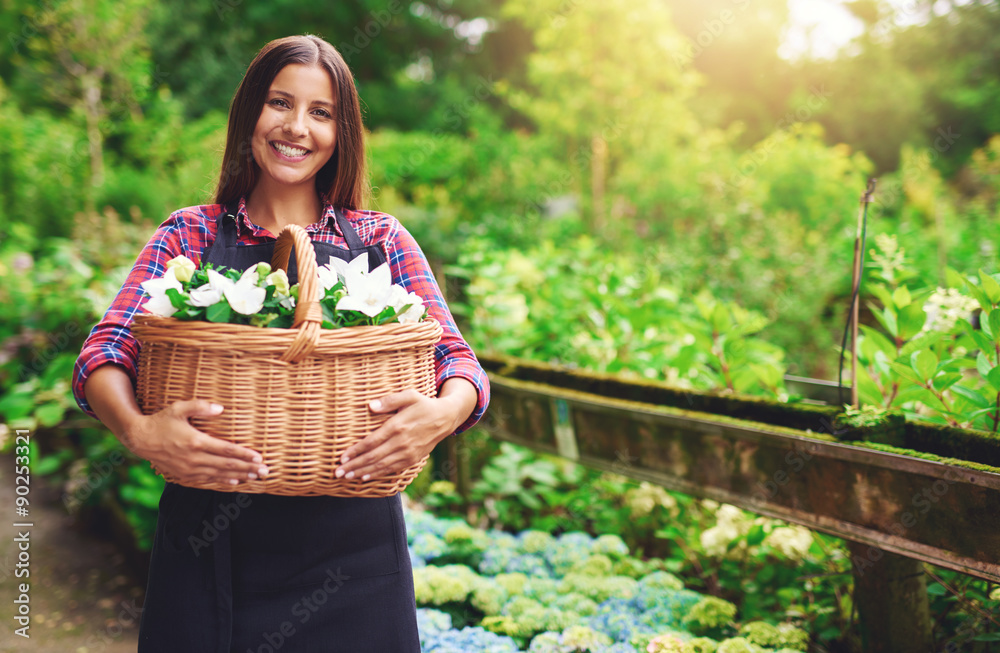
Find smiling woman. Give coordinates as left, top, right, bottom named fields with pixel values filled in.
left=249, top=64, right=338, bottom=196
left=73, top=34, right=488, bottom=653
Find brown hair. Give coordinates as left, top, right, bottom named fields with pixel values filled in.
left=214, top=35, right=368, bottom=209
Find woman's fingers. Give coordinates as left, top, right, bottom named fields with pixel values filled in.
left=130, top=400, right=267, bottom=485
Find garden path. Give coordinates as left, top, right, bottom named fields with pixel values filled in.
left=0, top=452, right=142, bottom=653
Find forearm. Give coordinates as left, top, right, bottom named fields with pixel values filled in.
left=437, top=377, right=479, bottom=437
left=83, top=364, right=147, bottom=452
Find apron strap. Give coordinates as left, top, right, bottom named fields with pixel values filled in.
left=335, top=208, right=366, bottom=251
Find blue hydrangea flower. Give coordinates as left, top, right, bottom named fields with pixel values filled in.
left=416, top=608, right=452, bottom=639
left=411, top=532, right=448, bottom=561
left=408, top=545, right=427, bottom=568
left=422, top=626, right=520, bottom=652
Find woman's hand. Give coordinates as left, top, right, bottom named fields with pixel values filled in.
left=124, top=400, right=268, bottom=487
left=335, top=378, right=478, bottom=481
left=84, top=365, right=266, bottom=488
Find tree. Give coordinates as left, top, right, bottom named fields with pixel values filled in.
left=21, top=0, right=152, bottom=200
left=500, top=0, right=699, bottom=231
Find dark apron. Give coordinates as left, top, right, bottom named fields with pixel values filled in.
left=136, top=209, right=420, bottom=652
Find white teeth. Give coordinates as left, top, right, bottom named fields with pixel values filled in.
left=273, top=142, right=308, bottom=157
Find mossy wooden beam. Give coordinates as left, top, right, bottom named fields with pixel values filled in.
left=485, top=372, right=1000, bottom=583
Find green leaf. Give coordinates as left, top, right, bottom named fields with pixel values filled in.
left=710, top=303, right=731, bottom=333
left=860, top=325, right=895, bottom=359
left=892, top=285, right=911, bottom=308
left=950, top=384, right=990, bottom=409
left=34, top=403, right=65, bottom=427
left=932, top=373, right=962, bottom=392
left=972, top=633, right=1000, bottom=642
left=965, top=277, right=993, bottom=311
left=926, top=582, right=947, bottom=596
left=897, top=302, right=927, bottom=341
left=0, top=393, right=35, bottom=420
left=206, top=302, right=232, bottom=323
left=990, top=310, right=1000, bottom=345
left=889, top=361, right=922, bottom=385
left=978, top=351, right=994, bottom=378
left=745, top=524, right=767, bottom=547
left=980, top=269, right=1000, bottom=304
left=988, top=368, right=1000, bottom=394
left=869, top=284, right=894, bottom=309
left=944, top=267, right=966, bottom=289
left=871, top=305, right=899, bottom=338
left=33, top=452, right=68, bottom=476
left=970, top=327, right=995, bottom=358
left=165, top=287, right=187, bottom=309
left=911, top=350, right=938, bottom=383
left=915, top=388, right=949, bottom=413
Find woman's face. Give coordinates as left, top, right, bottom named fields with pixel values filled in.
left=251, top=63, right=337, bottom=189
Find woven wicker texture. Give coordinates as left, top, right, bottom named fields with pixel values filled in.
left=132, top=224, right=443, bottom=497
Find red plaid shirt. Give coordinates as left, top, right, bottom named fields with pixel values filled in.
left=72, top=197, right=489, bottom=434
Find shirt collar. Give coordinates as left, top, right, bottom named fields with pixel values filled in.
left=229, top=196, right=340, bottom=238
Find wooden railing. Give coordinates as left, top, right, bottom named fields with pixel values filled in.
left=472, top=355, right=1000, bottom=652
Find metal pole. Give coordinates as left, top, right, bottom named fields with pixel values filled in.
left=851, top=179, right=877, bottom=408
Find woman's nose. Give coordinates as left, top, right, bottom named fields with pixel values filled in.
left=283, top=111, right=307, bottom=136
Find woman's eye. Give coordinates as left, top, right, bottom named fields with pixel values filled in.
left=269, top=98, right=289, bottom=108
left=313, top=109, right=332, bottom=118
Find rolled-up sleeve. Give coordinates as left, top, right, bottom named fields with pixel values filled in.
left=382, top=218, right=490, bottom=434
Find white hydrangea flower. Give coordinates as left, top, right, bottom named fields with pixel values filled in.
left=921, top=287, right=978, bottom=334
left=763, top=525, right=814, bottom=561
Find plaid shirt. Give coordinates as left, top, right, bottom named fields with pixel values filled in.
left=72, top=197, right=490, bottom=434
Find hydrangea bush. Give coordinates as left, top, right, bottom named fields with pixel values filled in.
left=407, top=506, right=810, bottom=652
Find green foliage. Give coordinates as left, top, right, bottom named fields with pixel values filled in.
left=683, top=596, right=738, bottom=638
left=454, top=237, right=789, bottom=397
left=856, top=235, right=1000, bottom=431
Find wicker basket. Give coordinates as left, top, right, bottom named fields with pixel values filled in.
left=132, top=224, right=443, bottom=497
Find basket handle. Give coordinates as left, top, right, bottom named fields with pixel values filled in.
left=271, top=224, right=322, bottom=363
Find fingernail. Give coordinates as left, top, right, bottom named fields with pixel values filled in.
left=361, top=474, right=370, bottom=482
left=346, top=471, right=355, bottom=479
left=228, top=478, right=239, bottom=486
left=258, top=466, right=269, bottom=477
left=369, top=399, right=382, bottom=411
left=210, top=403, right=224, bottom=414
left=335, top=468, right=345, bottom=478
left=247, top=473, right=258, bottom=480
left=341, top=455, right=350, bottom=463
left=252, top=454, right=263, bottom=464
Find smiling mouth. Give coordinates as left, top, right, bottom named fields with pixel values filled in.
left=271, top=142, right=309, bottom=158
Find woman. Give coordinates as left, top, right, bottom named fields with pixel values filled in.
left=72, top=35, right=489, bottom=652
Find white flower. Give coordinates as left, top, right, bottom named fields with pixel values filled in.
left=763, top=526, right=814, bottom=561
left=140, top=267, right=182, bottom=317
left=142, top=293, right=179, bottom=317
left=387, top=285, right=426, bottom=324
left=224, top=267, right=266, bottom=315
left=165, top=255, right=196, bottom=283
left=318, top=253, right=368, bottom=291
left=336, top=261, right=393, bottom=318
left=188, top=269, right=233, bottom=307
left=329, top=252, right=368, bottom=279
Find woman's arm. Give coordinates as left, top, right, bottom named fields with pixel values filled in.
left=84, top=364, right=266, bottom=486
left=74, top=206, right=264, bottom=486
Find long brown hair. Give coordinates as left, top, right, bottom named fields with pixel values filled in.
left=214, top=35, right=368, bottom=209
